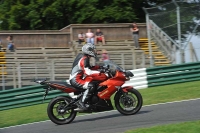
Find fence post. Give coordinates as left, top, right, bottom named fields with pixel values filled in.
left=145, top=14, right=154, bottom=67
left=13, top=66, right=16, bottom=89
left=121, top=53, right=125, bottom=69
left=142, top=53, right=145, bottom=68
left=173, top=0, right=184, bottom=63
left=1, top=64, right=5, bottom=90
left=51, top=60, right=55, bottom=80
left=132, top=49, right=136, bottom=69
left=34, top=63, right=38, bottom=79
left=17, top=63, right=22, bottom=88
left=43, top=34, right=47, bottom=47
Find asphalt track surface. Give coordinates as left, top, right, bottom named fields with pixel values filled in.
left=1, top=99, right=200, bottom=133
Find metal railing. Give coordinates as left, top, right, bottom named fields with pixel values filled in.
left=0, top=52, right=150, bottom=90
left=149, top=20, right=177, bottom=63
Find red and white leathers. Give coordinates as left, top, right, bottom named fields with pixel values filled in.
left=69, top=53, right=108, bottom=104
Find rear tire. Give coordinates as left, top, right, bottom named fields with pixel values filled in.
left=47, top=96, right=77, bottom=125
left=115, top=88, right=143, bottom=115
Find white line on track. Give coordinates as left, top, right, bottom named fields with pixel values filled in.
left=1, top=98, right=200, bottom=130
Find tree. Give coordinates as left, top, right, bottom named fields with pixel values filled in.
left=0, top=0, right=195, bottom=30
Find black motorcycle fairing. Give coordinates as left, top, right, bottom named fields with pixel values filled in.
left=90, top=98, right=114, bottom=112
left=97, top=85, right=107, bottom=92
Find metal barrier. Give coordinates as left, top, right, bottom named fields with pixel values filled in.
left=125, top=61, right=200, bottom=89
left=0, top=85, right=65, bottom=111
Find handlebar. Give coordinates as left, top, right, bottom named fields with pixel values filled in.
left=99, top=65, right=134, bottom=78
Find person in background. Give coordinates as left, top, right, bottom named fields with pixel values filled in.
left=78, top=32, right=86, bottom=45
left=130, top=22, right=140, bottom=49
left=100, top=49, right=110, bottom=65
left=7, top=35, right=15, bottom=52
left=85, top=29, right=95, bottom=44
left=95, top=29, right=106, bottom=45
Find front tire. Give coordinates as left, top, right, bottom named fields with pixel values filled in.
left=47, top=96, right=77, bottom=125
left=115, top=88, right=143, bottom=115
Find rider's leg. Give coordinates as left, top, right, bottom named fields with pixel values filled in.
left=77, top=82, right=96, bottom=110
left=82, top=83, right=96, bottom=103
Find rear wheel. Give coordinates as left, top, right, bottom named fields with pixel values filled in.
left=115, top=88, right=143, bottom=115
left=47, top=96, right=77, bottom=125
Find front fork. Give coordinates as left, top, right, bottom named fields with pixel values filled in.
left=114, top=86, right=133, bottom=101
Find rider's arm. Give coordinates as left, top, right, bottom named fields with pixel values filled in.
left=80, top=57, right=100, bottom=76
left=90, top=65, right=100, bottom=70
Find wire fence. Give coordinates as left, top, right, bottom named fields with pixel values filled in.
left=143, top=0, right=200, bottom=64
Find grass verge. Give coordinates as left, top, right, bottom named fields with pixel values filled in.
left=0, top=80, right=200, bottom=128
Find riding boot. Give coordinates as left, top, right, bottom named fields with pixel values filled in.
left=76, top=100, right=88, bottom=111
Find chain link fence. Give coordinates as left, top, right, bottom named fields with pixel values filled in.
left=143, top=0, right=200, bottom=64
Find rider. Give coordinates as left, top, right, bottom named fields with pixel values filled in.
left=69, top=43, right=108, bottom=111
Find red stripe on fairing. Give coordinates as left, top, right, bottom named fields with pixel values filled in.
left=50, top=83, right=78, bottom=93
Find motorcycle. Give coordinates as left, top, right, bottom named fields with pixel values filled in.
left=34, top=61, right=143, bottom=125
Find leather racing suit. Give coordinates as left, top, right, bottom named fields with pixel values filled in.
left=69, top=53, right=108, bottom=104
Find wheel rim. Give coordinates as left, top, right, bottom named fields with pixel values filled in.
left=52, top=99, right=74, bottom=121
left=119, top=93, right=138, bottom=111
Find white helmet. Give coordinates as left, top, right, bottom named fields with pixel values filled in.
left=82, top=43, right=96, bottom=57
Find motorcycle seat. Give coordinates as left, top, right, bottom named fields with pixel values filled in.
left=48, top=81, right=85, bottom=92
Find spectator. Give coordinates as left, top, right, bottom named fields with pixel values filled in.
left=95, top=29, right=106, bottom=45
left=78, top=32, right=86, bottom=45
left=85, top=29, right=95, bottom=44
left=100, top=49, right=110, bottom=65
left=7, top=35, right=15, bottom=52
left=130, top=22, right=140, bottom=49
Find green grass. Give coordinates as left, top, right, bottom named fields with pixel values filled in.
left=125, top=120, right=200, bottom=133
left=140, top=80, right=200, bottom=105
left=0, top=80, right=200, bottom=128
left=0, top=103, right=49, bottom=128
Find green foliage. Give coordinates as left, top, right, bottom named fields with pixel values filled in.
left=0, top=0, right=197, bottom=30
left=0, top=0, right=139, bottom=30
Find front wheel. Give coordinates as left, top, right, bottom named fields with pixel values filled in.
left=115, top=88, right=143, bottom=115
left=47, top=96, right=77, bottom=125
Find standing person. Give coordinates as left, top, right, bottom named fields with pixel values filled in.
left=69, top=43, right=108, bottom=111
left=78, top=32, right=86, bottom=45
left=7, top=35, right=15, bottom=52
left=100, top=49, right=110, bottom=65
left=95, top=29, right=106, bottom=45
left=130, top=22, right=140, bottom=49
left=85, top=29, right=95, bottom=45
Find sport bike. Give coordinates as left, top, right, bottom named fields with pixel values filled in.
left=34, top=61, right=143, bottom=125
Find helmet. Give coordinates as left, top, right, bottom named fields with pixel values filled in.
left=82, top=43, right=96, bottom=57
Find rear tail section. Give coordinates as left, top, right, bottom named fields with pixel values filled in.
left=48, top=81, right=82, bottom=94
